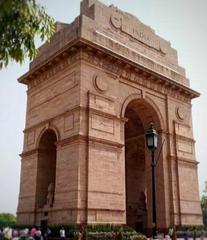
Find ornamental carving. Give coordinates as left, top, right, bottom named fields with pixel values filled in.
left=81, top=50, right=190, bottom=103
left=176, top=106, right=186, bottom=121
left=93, top=75, right=109, bottom=93
left=28, top=53, right=79, bottom=90
left=93, top=30, right=187, bottom=86
left=110, top=11, right=166, bottom=53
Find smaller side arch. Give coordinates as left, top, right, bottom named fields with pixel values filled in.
left=35, top=124, right=58, bottom=209
left=36, top=123, right=60, bottom=148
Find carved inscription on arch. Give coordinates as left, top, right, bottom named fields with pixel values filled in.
left=177, top=139, right=193, bottom=154
left=91, top=114, right=114, bottom=134
left=110, top=11, right=167, bottom=53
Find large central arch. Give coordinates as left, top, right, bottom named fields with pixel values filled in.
left=123, top=95, right=164, bottom=234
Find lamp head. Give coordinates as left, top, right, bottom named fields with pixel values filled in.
left=145, top=122, right=158, bottom=151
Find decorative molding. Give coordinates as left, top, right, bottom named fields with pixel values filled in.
left=177, top=138, right=193, bottom=154
left=81, top=48, right=196, bottom=102
left=89, top=190, right=123, bottom=196
left=176, top=106, right=186, bottom=121
left=22, top=51, right=80, bottom=88
left=27, top=130, right=35, bottom=145
left=93, top=30, right=188, bottom=85
left=81, top=48, right=122, bottom=76
left=169, top=155, right=198, bottom=165
left=56, top=134, right=86, bottom=147
left=88, top=135, right=123, bottom=149
left=23, top=105, right=121, bottom=136
left=119, top=66, right=189, bottom=102
left=18, top=194, right=36, bottom=199
left=29, top=71, right=77, bottom=109
left=93, top=74, right=109, bottom=93
left=180, top=199, right=201, bottom=203
left=64, top=113, right=74, bottom=132
left=56, top=134, right=123, bottom=148
left=177, top=158, right=198, bottom=169
left=174, top=124, right=194, bottom=141
left=180, top=213, right=203, bottom=216
left=19, top=42, right=199, bottom=102
left=23, top=106, right=81, bottom=133
left=91, top=113, right=114, bottom=135
left=110, top=11, right=166, bottom=53
left=17, top=210, right=36, bottom=214
left=89, top=91, right=116, bottom=116
left=175, top=135, right=195, bottom=145
left=88, top=106, right=120, bottom=121
left=20, top=149, right=38, bottom=158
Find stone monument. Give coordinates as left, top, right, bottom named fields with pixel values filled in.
left=17, top=0, right=202, bottom=234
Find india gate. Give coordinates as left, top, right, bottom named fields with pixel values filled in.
left=17, top=0, right=202, bottom=233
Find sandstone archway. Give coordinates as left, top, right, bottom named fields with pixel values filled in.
left=124, top=98, right=162, bottom=233
left=36, top=129, right=57, bottom=209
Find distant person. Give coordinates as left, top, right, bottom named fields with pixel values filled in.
left=12, top=229, right=19, bottom=238
left=184, top=229, right=189, bottom=240
left=3, top=227, right=12, bottom=240
left=35, top=228, right=42, bottom=240
left=165, top=234, right=171, bottom=240
left=168, top=227, right=174, bottom=239
left=200, top=229, right=205, bottom=240
left=193, top=227, right=197, bottom=240
left=30, top=227, right=37, bottom=238
left=20, top=228, right=29, bottom=238
left=0, top=229, right=3, bottom=240
left=44, top=227, right=51, bottom=240
left=59, top=227, right=65, bottom=240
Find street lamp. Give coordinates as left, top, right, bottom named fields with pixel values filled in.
left=145, top=122, right=158, bottom=239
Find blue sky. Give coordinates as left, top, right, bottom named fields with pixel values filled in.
left=0, top=0, right=206, bottom=214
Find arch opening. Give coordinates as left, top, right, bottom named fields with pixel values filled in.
left=36, top=129, right=57, bottom=209
left=124, top=98, right=162, bottom=234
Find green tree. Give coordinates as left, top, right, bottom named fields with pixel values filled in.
left=201, top=181, right=207, bottom=225
left=0, top=213, right=16, bottom=228
left=0, top=0, right=55, bottom=69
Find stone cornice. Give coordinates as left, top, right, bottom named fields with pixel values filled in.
left=56, top=134, right=123, bottom=149
left=20, top=134, right=123, bottom=158
left=18, top=39, right=200, bottom=101
left=89, top=106, right=118, bottom=120
left=79, top=42, right=199, bottom=101
left=18, top=41, right=81, bottom=87
left=20, top=149, right=38, bottom=158
left=180, top=212, right=202, bottom=216
left=177, top=158, right=199, bottom=166
left=20, top=148, right=53, bottom=158
left=93, top=30, right=187, bottom=84
left=169, top=155, right=199, bottom=166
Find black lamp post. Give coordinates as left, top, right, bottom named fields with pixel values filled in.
left=145, top=122, right=158, bottom=239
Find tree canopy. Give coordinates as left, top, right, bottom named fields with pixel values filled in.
left=201, top=181, right=207, bottom=225
left=0, top=0, right=55, bottom=69
left=0, top=213, right=16, bottom=228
